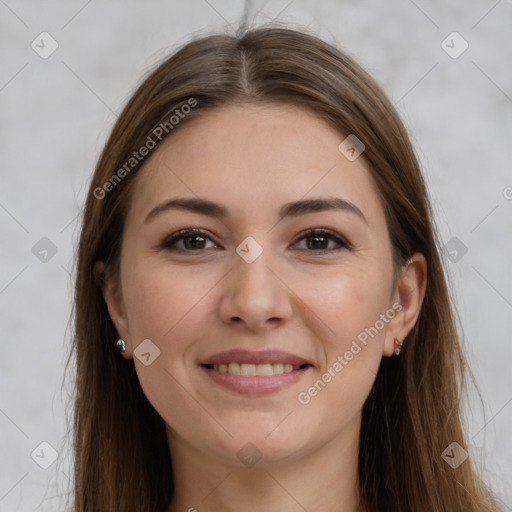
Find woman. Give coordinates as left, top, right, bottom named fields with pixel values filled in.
left=71, top=25, right=501, bottom=511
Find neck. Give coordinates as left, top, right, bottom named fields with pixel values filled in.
left=166, top=415, right=364, bottom=512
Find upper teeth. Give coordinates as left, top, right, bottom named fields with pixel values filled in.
left=211, top=363, right=302, bottom=376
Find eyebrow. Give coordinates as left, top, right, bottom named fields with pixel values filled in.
left=144, top=196, right=367, bottom=224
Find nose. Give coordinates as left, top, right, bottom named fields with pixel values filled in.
left=218, top=246, right=293, bottom=332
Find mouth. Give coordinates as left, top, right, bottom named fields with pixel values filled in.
left=199, top=349, right=314, bottom=395
left=202, top=362, right=311, bottom=376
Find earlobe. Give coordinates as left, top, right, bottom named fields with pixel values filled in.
left=94, top=261, right=132, bottom=357
left=383, top=253, right=427, bottom=356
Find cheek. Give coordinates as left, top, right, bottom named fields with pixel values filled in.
left=297, top=260, right=394, bottom=354
left=121, top=255, right=223, bottom=357
left=123, top=263, right=215, bottom=342
left=120, top=257, right=223, bottom=434
left=289, top=257, right=394, bottom=413
left=293, top=268, right=392, bottom=425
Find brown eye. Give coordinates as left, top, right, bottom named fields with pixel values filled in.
left=161, top=228, right=218, bottom=251
left=293, top=229, right=351, bottom=252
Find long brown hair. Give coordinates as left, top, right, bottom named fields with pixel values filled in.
left=70, top=24, right=501, bottom=511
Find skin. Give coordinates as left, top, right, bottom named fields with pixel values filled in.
left=99, top=103, right=427, bottom=512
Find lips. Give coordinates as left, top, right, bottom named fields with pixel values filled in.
left=199, top=349, right=313, bottom=395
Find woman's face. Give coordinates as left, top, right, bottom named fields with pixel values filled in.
left=103, top=103, right=420, bottom=466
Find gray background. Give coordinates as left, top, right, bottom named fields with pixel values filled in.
left=1, top=0, right=511, bottom=510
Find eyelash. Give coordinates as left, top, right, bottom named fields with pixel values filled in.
left=160, top=228, right=352, bottom=254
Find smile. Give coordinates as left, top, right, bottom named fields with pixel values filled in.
left=200, top=363, right=312, bottom=395
left=199, top=348, right=313, bottom=395
left=205, top=362, right=307, bottom=376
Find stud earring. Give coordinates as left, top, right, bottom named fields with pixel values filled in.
left=116, top=338, right=126, bottom=354
left=394, top=338, right=403, bottom=356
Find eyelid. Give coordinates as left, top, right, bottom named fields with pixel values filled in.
left=292, top=228, right=353, bottom=251
left=160, top=228, right=220, bottom=250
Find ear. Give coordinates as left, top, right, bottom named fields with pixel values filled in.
left=383, top=253, right=427, bottom=356
left=94, top=261, right=133, bottom=358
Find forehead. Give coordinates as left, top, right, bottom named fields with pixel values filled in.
left=127, top=103, right=386, bottom=227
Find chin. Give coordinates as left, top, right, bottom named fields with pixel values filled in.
left=205, top=423, right=315, bottom=468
